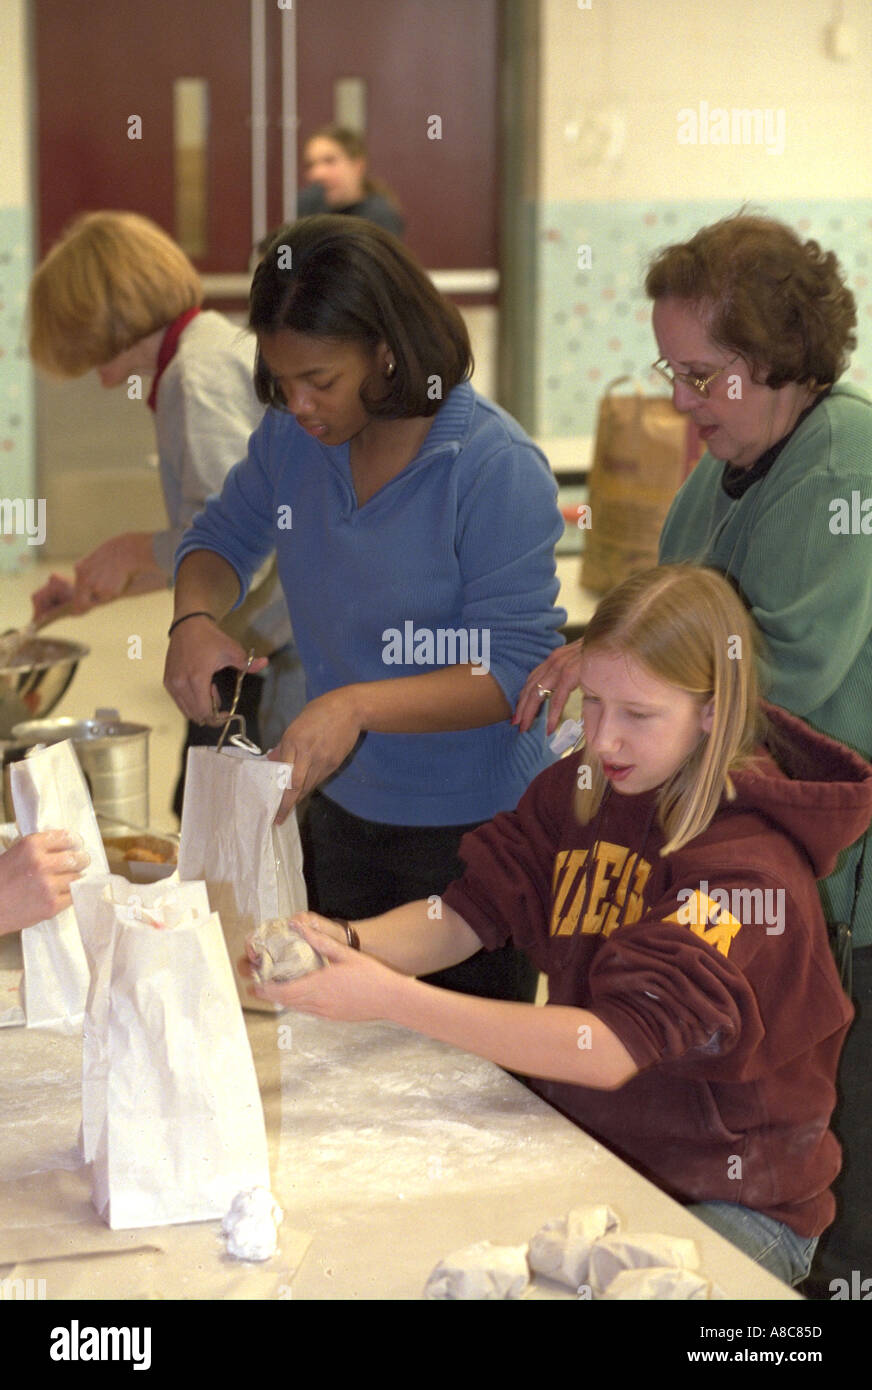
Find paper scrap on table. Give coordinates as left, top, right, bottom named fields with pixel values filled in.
left=222, top=1186, right=284, bottom=1261
left=424, top=1240, right=530, bottom=1300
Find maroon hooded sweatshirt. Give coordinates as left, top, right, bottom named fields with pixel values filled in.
left=442, top=703, right=872, bottom=1236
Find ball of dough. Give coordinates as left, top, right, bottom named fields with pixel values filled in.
left=424, top=1240, right=530, bottom=1300
left=528, top=1204, right=620, bottom=1288
left=588, top=1232, right=699, bottom=1296
left=250, top=919, right=324, bottom=984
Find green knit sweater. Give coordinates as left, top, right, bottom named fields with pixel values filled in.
left=659, top=381, right=872, bottom=946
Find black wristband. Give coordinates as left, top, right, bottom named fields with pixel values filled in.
left=168, top=610, right=216, bottom=638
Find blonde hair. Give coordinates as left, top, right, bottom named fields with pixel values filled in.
left=575, top=565, right=764, bottom=855
left=28, top=211, right=202, bottom=376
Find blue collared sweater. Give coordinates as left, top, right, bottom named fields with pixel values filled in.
left=176, top=382, right=567, bottom=825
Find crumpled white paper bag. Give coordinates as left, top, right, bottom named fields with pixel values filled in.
left=10, top=740, right=109, bottom=1033
left=178, top=744, right=307, bottom=1011
left=71, top=877, right=270, bottom=1229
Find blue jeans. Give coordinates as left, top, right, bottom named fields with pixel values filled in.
left=688, top=1200, right=818, bottom=1288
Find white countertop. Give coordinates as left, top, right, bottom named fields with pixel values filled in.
left=0, top=986, right=797, bottom=1302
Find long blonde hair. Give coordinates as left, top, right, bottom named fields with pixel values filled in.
left=575, top=564, right=764, bottom=855
left=29, top=211, right=202, bottom=376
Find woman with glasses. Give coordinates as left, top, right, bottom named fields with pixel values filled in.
left=516, top=211, right=872, bottom=1297
left=165, top=215, right=566, bottom=1005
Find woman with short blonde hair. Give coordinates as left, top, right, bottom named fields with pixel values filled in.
left=27, top=210, right=303, bottom=811
left=29, top=211, right=202, bottom=378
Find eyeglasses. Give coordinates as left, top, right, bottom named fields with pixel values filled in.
left=652, top=357, right=732, bottom=399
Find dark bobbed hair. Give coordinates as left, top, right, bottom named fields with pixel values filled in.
left=249, top=216, right=472, bottom=418
left=645, top=212, right=857, bottom=389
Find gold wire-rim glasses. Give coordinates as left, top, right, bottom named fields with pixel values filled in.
left=652, top=357, right=733, bottom=399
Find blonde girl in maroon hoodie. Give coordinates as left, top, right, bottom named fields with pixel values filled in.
left=249, top=564, right=871, bottom=1287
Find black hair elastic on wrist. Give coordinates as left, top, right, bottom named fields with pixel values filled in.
left=167, top=610, right=216, bottom=637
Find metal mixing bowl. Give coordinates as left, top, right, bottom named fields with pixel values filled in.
left=0, top=637, right=90, bottom=738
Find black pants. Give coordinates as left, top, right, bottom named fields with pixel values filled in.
left=801, top=944, right=872, bottom=1299
left=299, top=788, right=538, bottom=1003
left=172, top=667, right=264, bottom=820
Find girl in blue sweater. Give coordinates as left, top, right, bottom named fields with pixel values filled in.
left=166, top=216, right=566, bottom=1002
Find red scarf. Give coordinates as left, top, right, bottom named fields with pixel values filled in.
left=146, top=307, right=202, bottom=411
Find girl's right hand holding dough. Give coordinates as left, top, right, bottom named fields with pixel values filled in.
left=163, top=615, right=268, bottom=725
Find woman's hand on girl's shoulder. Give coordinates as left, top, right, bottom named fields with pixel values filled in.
left=514, top=639, right=584, bottom=734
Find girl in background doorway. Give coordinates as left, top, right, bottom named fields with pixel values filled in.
left=297, top=125, right=404, bottom=238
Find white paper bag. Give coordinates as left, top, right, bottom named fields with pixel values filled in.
left=71, top=873, right=211, bottom=1163
left=11, top=740, right=109, bottom=1033
left=178, top=745, right=307, bottom=1010
left=72, top=878, right=270, bottom=1229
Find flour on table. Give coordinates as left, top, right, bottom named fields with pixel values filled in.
left=424, top=1240, right=530, bottom=1300
left=528, top=1204, right=620, bottom=1288
left=222, top=1186, right=284, bottom=1261
left=250, top=920, right=323, bottom=984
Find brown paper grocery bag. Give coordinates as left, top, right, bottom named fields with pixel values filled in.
left=581, top=378, right=702, bottom=594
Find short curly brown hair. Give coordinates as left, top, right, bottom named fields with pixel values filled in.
left=645, top=213, right=857, bottom=389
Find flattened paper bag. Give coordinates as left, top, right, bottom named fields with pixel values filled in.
left=71, top=878, right=270, bottom=1229
left=71, top=874, right=211, bottom=1164
left=11, top=740, right=109, bottom=1033
left=178, top=745, right=307, bottom=1011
